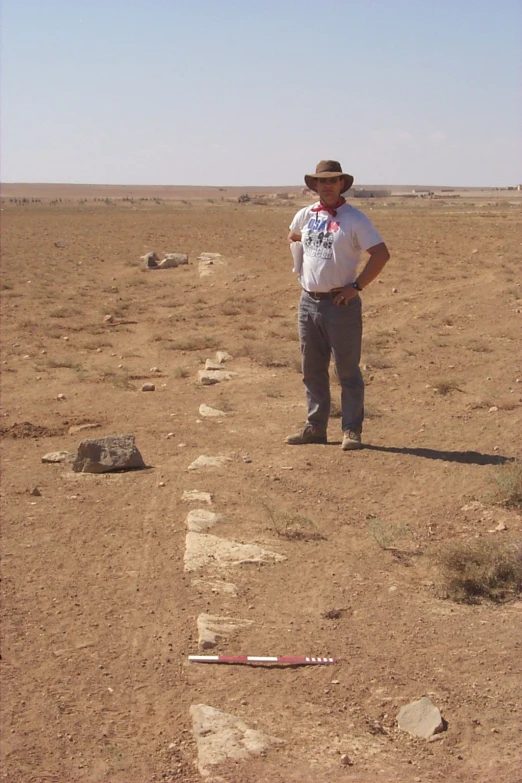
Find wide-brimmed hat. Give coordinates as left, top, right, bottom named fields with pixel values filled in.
left=304, top=160, right=354, bottom=194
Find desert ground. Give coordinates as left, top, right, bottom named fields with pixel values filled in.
left=1, top=185, right=521, bottom=783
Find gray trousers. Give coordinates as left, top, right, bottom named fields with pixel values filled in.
left=298, top=291, right=364, bottom=433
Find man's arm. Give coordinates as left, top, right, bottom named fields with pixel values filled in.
left=288, top=231, right=302, bottom=242
left=355, top=242, right=390, bottom=289
left=333, top=242, right=390, bottom=305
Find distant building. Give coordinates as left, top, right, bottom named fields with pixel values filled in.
left=352, top=188, right=391, bottom=198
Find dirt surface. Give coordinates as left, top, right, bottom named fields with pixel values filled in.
left=1, top=189, right=521, bottom=783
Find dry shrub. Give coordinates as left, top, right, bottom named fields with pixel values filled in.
left=492, top=460, right=522, bottom=508
left=432, top=379, right=462, bottom=396
left=438, top=537, right=522, bottom=603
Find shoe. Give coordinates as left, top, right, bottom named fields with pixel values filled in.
left=342, top=429, right=362, bottom=450
left=285, top=424, right=327, bottom=445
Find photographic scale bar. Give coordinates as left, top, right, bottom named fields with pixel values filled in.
left=188, top=655, right=337, bottom=665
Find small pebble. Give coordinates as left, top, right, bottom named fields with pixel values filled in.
left=57, top=393, right=66, bottom=401
left=158, top=481, right=166, bottom=487
left=340, top=754, right=353, bottom=766
left=166, top=432, right=175, bottom=439
left=141, top=383, right=155, bottom=392
left=30, top=487, right=41, bottom=497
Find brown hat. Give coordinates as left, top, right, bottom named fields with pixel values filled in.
left=304, top=160, right=354, bottom=194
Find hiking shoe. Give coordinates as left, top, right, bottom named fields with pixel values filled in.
left=342, top=429, right=362, bottom=450
left=285, top=424, right=327, bottom=445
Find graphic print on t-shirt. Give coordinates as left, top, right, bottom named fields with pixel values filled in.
left=303, top=216, right=340, bottom=259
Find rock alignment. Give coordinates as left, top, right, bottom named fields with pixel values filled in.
left=190, top=704, right=282, bottom=778
left=72, top=434, right=146, bottom=474
left=184, top=532, right=286, bottom=572
left=185, top=509, right=223, bottom=532
left=197, top=614, right=253, bottom=650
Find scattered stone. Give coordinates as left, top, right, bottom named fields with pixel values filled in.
left=67, top=423, right=101, bottom=436
left=198, top=404, right=226, bottom=418
left=42, top=451, right=75, bottom=464
left=198, top=370, right=236, bottom=385
left=103, top=314, right=114, bottom=323
left=72, top=434, right=146, bottom=473
left=392, top=287, right=398, bottom=293
left=57, top=393, right=66, bottom=401
left=182, top=490, right=213, bottom=504
left=488, top=406, right=498, bottom=412
left=397, top=696, right=444, bottom=739
left=215, top=351, right=232, bottom=364
left=158, top=481, right=166, bottom=487
left=340, top=754, right=353, bottom=766
left=190, top=704, right=282, bottom=778
left=149, top=366, right=161, bottom=373
left=141, top=383, right=155, bottom=392
left=141, top=251, right=159, bottom=268
left=492, top=521, right=508, bottom=532
left=188, top=455, right=231, bottom=471
left=158, top=253, right=189, bottom=269
left=30, top=487, right=42, bottom=496
left=472, top=248, right=479, bottom=254
left=166, top=432, right=175, bottom=438
left=54, top=240, right=66, bottom=248
left=186, top=509, right=223, bottom=532
left=184, top=532, right=286, bottom=572
left=242, top=456, right=252, bottom=463
left=197, top=614, right=253, bottom=650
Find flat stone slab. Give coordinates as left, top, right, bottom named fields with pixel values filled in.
left=198, top=370, right=236, bottom=385
left=72, top=434, right=146, bottom=473
left=188, top=455, right=232, bottom=471
left=67, top=423, right=101, bottom=435
left=42, top=451, right=75, bottom=464
left=204, top=359, right=224, bottom=371
left=197, top=614, right=253, bottom=650
left=186, top=509, right=223, bottom=532
left=198, top=404, right=226, bottom=418
left=397, top=696, right=444, bottom=739
left=193, top=579, right=238, bottom=597
left=158, top=253, right=188, bottom=268
left=184, top=532, right=286, bottom=572
left=190, top=704, right=282, bottom=778
left=182, top=490, right=213, bottom=504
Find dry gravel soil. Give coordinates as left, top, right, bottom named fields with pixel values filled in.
left=1, top=188, right=521, bottom=783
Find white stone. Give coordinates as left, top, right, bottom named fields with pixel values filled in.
left=42, top=451, right=75, bottom=464
left=190, top=704, right=282, bottom=778
left=186, top=509, right=223, bottom=532
left=193, top=579, right=238, bottom=597
left=204, top=359, right=223, bottom=371
left=182, top=490, right=213, bottom=504
left=184, top=532, right=286, bottom=572
left=198, top=404, right=226, bottom=418
left=215, top=351, right=232, bottom=364
left=197, top=614, right=253, bottom=650
left=198, top=370, right=236, bottom=384
left=397, top=696, right=444, bottom=739
left=188, top=455, right=231, bottom=471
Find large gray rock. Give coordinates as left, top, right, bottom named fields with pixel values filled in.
left=72, top=434, right=146, bottom=473
left=397, top=696, right=444, bottom=739
left=141, top=251, right=159, bottom=269
left=190, top=704, right=282, bottom=778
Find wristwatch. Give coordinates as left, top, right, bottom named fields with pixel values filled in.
left=352, top=281, right=363, bottom=291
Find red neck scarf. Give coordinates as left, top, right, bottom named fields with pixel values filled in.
left=311, top=197, right=346, bottom=217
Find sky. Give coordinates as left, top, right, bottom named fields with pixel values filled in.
left=1, top=0, right=521, bottom=187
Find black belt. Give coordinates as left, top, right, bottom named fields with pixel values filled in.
left=304, top=289, right=342, bottom=300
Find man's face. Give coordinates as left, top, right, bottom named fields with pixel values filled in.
left=315, top=176, right=343, bottom=204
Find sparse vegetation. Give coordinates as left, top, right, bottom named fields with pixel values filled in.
left=432, top=379, right=462, bottom=395
left=437, top=537, right=522, bottom=603
left=264, top=505, right=326, bottom=541
left=491, top=460, right=522, bottom=508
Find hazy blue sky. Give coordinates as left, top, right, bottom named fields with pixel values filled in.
left=2, top=0, right=521, bottom=186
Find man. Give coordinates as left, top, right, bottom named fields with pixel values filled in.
left=286, top=160, right=390, bottom=450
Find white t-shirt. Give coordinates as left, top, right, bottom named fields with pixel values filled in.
left=289, top=202, right=383, bottom=292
